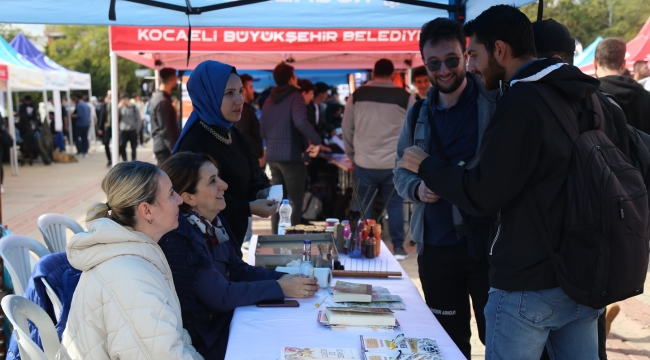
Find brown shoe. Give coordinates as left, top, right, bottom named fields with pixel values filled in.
left=605, top=303, right=621, bottom=336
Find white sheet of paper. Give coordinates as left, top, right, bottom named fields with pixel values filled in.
left=267, top=184, right=283, bottom=203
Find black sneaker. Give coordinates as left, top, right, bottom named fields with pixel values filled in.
left=393, top=247, right=409, bottom=260
left=107, top=161, right=112, bottom=167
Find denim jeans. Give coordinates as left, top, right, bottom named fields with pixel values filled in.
left=484, top=286, right=603, bottom=360
left=354, top=165, right=404, bottom=249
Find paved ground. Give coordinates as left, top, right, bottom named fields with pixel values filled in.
left=3, top=142, right=650, bottom=359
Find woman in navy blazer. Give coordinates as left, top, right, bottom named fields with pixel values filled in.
left=159, top=151, right=319, bottom=359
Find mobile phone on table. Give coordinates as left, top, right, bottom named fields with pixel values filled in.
left=256, top=299, right=300, bottom=307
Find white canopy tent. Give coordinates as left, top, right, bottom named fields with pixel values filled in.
left=0, top=0, right=536, bottom=166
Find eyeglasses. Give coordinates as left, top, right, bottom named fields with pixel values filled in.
left=426, top=57, right=461, bottom=72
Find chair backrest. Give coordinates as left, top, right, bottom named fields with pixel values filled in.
left=41, top=278, right=62, bottom=321
left=2, top=295, right=61, bottom=360
left=37, top=214, right=84, bottom=253
left=0, top=235, right=51, bottom=296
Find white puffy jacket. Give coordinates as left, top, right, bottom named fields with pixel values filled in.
left=58, top=218, right=203, bottom=360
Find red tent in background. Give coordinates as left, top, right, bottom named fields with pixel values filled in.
left=580, top=16, right=650, bottom=75
left=110, top=26, right=423, bottom=70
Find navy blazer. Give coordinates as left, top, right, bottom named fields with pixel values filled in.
left=159, top=213, right=285, bottom=359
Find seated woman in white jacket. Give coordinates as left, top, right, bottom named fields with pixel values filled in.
left=59, top=161, right=203, bottom=360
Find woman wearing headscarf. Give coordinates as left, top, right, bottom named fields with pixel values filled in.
left=174, top=61, right=276, bottom=256
left=159, top=152, right=318, bottom=359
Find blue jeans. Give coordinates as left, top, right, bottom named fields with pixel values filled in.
left=484, top=287, right=603, bottom=360
left=354, top=165, right=404, bottom=249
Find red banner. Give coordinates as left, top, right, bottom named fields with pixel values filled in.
left=0, top=65, right=7, bottom=81
left=110, top=26, right=420, bottom=53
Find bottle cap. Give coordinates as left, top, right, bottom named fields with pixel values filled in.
left=341, top=220, right=350, bottom=224
left=304, top=239, right=311, bottom=244
left=282, top=199, right=290, bottom=204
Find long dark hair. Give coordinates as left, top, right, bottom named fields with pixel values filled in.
left=160, top=152, right=219, bottom=212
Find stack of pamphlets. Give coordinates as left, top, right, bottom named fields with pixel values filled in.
left=281, top=347, right=361, bottom=359
left=359, top=334, right=444, bottom=360
left=317, top=310, right=400, bottom=331
left=328, top=286, right=405, bottom=310
left=332, top=281, right=373, bottom=302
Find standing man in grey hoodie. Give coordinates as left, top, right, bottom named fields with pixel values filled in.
left=343, top=59, right=413, bottom=259
left=261, top=62, right=322, bottom=233
left=118, top=93, right=141, bottom=161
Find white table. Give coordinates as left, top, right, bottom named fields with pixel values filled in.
left=226, top=237, right=465, bottom=360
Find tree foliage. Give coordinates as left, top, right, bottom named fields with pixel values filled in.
left=522, top=0, right=650, bottom=46
left=0, top=24, right=33, bottom=42
left=45, top=25, right=142, bottom=98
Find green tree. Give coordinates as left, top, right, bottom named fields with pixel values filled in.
left=45, top=25, right=143, bottom=98
left=0, top=24, right=29, bottom=42
left=522, top=0, right=650, bottom=46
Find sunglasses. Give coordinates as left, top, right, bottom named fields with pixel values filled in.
left=426, top=57, right=461, bottom=72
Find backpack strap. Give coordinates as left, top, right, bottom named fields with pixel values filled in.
left=527, top=83, right=604, bottom=142
left=410, top=99, right=424, bottom=142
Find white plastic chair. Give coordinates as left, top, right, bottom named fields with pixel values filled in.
left=41, top=278, right=62, bottom=320
left=0, top=235, right=51, bottom=296
left=38, top=214, right=84, bottom=253
left=2, top=295, right=61, bottom=360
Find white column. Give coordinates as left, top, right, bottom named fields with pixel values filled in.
left=110, top=52, right=119, bottom=167
left=154, top=69, right=160, bottom=92
left=66, top=90, right=73, bottom=154
left=6, top=86, right=17, bottom=175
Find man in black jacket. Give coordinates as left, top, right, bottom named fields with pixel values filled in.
left=595, top=38, right=650, bottom=135
left=150, top=68, right=180, bottom=165
left=234, top=73, right=265, bottom=168
left=533, top=19, right=633, bottom=360
left=397, top=5, right=603, bottom=358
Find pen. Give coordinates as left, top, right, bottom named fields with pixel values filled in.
left=314, top=296, right=327, bottom=308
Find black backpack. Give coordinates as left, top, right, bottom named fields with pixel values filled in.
left=528, top=83, right=649, bottom=309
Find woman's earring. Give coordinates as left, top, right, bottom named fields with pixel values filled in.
left=148, top=218, right=153, bottom=224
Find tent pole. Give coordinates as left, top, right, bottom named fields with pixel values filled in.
left=155, top=69, right=160, bottom=92
left=7, top=85, right=17, bottom=176
left=42, top=90, right=49, bottom=120
left=110, top=51, right=119, bottom=167
left=66, top=90, right=73, bottom=154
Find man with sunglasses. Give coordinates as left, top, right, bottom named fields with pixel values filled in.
left=393, top=18, right=496, bottom=358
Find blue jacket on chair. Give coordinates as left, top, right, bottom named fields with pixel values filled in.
left=7, top=252, right=81, bottom=360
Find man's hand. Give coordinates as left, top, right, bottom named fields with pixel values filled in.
left=306, top=144, right=321, bottom=158
left=397, top=146, right=429, bottom=173
left=417, top=180, right=441, bottom=203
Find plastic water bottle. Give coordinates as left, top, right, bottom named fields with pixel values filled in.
left=278, top=199, right=292, bottom=235
left=299, top=240, right=314, bottom=279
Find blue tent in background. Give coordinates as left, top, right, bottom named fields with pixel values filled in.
left=574, top=36, right=603, bottom=68
left=10, top=33, right=92, bottom=91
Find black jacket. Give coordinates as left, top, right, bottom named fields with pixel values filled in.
left=150, top=91, right=180, bottom=153
left=418, top=58, right=601, bottom=291
left=599, top=75, right=650, bottom=135
left=233, top=104, right=264, bottom=160
left=176, top=121, right=271, bottom=255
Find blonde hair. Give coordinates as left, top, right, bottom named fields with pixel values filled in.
left=86, top=161, right=161, bottom=227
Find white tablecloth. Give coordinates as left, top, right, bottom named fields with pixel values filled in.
left=225, top=237, right=465, bottom=360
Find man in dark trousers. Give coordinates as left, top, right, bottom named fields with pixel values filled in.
left=343, top=59, right=412, bottom=259
left=150, top=68, right=180, bottom=165
left=394, top=18, right=495, bottom=358
left=261, top=62, right=322, bottom=233
left=398, top=5, right=604, bottom=358
left=97, top=90, right=113, bottom=166
left=595, top=38, right=650, bottom=134
left=234, top=73, right=264, bottom=168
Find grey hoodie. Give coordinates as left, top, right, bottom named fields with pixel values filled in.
left=393, top=73, right=497, bottom=255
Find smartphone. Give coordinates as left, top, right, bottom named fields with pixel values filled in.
left=256, top=299, right=300, bottom=308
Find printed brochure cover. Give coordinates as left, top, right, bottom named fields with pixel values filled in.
left=281, top=347, right=361, bottom=359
